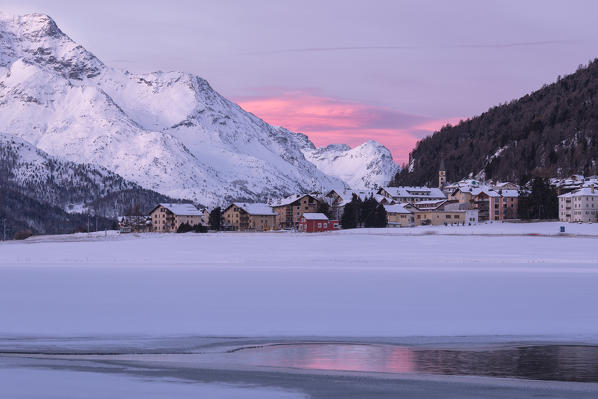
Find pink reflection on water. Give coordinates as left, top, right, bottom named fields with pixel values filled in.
left=233, top=344, right=416, bottom=373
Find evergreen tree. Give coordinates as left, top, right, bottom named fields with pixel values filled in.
left=340, top=197, right=359, bottom=229
left=518, top=177, right=558, bottom=220
left=374, top=203, right=388, bottom=227
left=361, top=196, right=379, bottom=227
left=317, top=200, right=332, bottom=219
left=177, top=222, right=193, bottom=233
left=209, top=207, right=222, bottom=230
left=193, top=224, right=208, bottom=233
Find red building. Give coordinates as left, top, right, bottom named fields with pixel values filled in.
left=298, top=213, right=339, bottom=232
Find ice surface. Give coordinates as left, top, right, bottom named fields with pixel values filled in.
left=1, top=222, right=597, bottom=337
left=0, top=360, right=306, bottom=399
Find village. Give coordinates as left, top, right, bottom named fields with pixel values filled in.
left=118, top=162, right=598, bottom=233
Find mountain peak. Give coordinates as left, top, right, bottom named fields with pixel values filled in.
left=0, top=12, right=104, bottom=78
left=303, top=141, right=399, bottom=189
left=15, top=13, right=62, bottom=37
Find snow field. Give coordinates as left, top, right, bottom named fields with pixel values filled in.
left=0, top=222, right=597, bottom=337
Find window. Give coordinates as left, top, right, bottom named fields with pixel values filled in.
left=323, top=223, right=327, bottom=228
left=317, top=223, right=322, bottom=228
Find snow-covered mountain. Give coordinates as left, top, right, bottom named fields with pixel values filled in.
left=0, top=133, right=174, bottom=216
left=0, top=13, right=397, bottom=204
left=303, top=141, right=400, bottom=189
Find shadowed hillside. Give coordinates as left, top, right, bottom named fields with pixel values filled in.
left=394, top=59, right=598, bottom=186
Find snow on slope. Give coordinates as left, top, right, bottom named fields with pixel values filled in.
left=0, top=13, right=351, bottom=205
left=303, top=141, right=400, bottom=189
left=0, top=132, right=151, bottom=208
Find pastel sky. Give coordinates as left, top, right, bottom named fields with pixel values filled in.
left=2, top=0, right=598, bottom=164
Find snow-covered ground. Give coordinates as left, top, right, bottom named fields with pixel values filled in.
left=1, top=222, right=597, bottom=337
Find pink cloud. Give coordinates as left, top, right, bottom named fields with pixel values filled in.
left=235, top=90, right=458, bottom=164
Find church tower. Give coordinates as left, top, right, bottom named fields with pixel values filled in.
left=438, top=158, right=446, bottom=188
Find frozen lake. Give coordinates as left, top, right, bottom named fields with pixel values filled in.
left=3, top=336, right=598, bottom=398
left=1, top=223, right=597, bottom=337
left=1, top=223, right=598, bottom=397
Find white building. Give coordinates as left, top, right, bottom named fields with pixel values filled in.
left=558, top=186, right=598, bottom=223
left=378, top=186, right=446, bottom=204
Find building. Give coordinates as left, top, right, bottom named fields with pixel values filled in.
left=384, top=202, right=478, bottom=227
left=413, top=209, right=479, bottom=226
left=384, top=203, right=417, bottom=227
left=149, top=203, right=204, bottom=232
left=222, top=203, right=277, bottom=231
left=271, top=194, right=319, bottom=229
left=117, top=215, right=152, bottom=233
left=449, top=187, right=503, bottom=221
left=552, top=175, right=598, bottom=195
left=378, top=186, right=446, bottom=204
left=495, top=189, right=519, bottom=220
left=298, top=213, right=339, bottom=232
left=438, top=158, right=447, bottom=188
left=558, top=186, right=598, bottom=223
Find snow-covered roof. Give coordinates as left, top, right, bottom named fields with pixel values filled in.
left=302, top=213, right=329, bottom=220
left=559, top=187, right=598, bottom=198
left=384, top=204, right=413, bottom=214
left=156, top=203, right=203, bottom=216
left=457, top=186, right=501, bottom=197
left=380, top=186, right=446, bottom=199
left=271, top=194, right=315, bottom=207
left=413, top=199, right=446, bottom=205
left=498, top=189, right=519, bottom=197
left=233, top=202, right=277, bottom=216
left=412, top=199, right=448, bottom=210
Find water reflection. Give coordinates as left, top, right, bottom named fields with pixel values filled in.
left=231, top=343, right=598, bottom=382
left=233, top=344, right=415, bottom=373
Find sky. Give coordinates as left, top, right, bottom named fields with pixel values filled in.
left=2, top=0, right=598, bottom=164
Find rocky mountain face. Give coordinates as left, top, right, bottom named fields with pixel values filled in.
left=303, top=141, right=400, bottom=189
left=0, top=13, right=397, bottom=208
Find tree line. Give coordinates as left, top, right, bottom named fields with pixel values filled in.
left=394, top=58, right=598, bottom=187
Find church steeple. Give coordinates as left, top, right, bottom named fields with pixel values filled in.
left=438, top=158, right=446, bottom=188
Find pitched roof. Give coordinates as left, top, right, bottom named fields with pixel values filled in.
left=384, top=204, right=414, bottom=214
left=412, top=199, right=448, bottom=210
left=559, top=187, right=598, bottom=197
left=155, top=203, right=203, bottom=216
left=380, top=186, right=446, bottom=199
left=302, top=212, right=329, bottom=220
left=232, top=202, right=277, bottom=216
left=498, top=189, right=519, bottom=197
left=271, top=194, right=315, bottom=207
